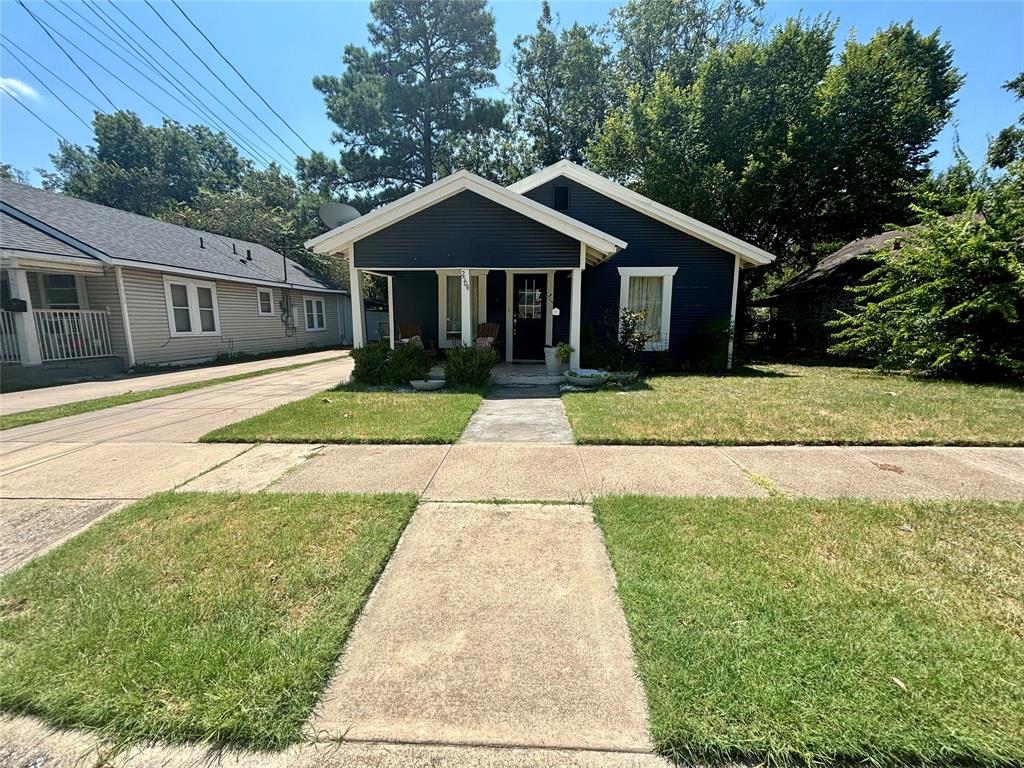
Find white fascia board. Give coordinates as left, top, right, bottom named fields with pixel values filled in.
left=508, top=160, right=775, bottom=267
left=305, top=169, right=627, bottom=257
left=109, top=258, right=347, bottom=294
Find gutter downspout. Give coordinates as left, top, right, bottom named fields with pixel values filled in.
left=114, top=266, right=136, bottom=369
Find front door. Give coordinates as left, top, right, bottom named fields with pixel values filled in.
left=512, top=273, right=546, bottom=360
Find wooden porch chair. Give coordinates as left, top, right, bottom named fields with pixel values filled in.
left=398, top=322, right=437, bottom=356
left=476, top=322, right=500, bottom=349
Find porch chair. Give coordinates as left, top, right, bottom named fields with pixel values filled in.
left=475, top=322, right=500, bottom=349
left=398, top=322, right=437, bottom=357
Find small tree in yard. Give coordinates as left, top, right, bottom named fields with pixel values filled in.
left=829, top=163, right=1024, bottom=380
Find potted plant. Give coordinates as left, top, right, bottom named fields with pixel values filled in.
left=555, top=342, right=574, bottom=372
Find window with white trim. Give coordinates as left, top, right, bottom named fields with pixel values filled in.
left=257, top=287, right=274, bottom=316
left=304, top=296, right=326, bottom=331
left=617, top=267, right=677, bottom=349
left=437, top=271, right=487, bottom=346
left=164, top=278, right=220, bottom=336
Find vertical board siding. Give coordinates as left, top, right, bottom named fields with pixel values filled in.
left=524, top=177, right=735, bottom=360
left=354, top=191, right=581, bottom=269
left=122, top=268, right=342, bottom=365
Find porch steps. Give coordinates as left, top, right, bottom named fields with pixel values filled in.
left=427, top=363, right=566, bottom=387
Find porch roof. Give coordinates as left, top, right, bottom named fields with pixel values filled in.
left=305, top=170, right=627, bottom=264
left=0, top=211, right=98, bottom=262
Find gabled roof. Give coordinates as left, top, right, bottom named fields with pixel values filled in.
left=0, top=180, right=341, bottom=292
left=508, top=160, right=775, bottom=266
left=305, top=169, right=627, bottom=261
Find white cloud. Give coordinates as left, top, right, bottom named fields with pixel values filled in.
left=0, top=77, right=40, bottom=101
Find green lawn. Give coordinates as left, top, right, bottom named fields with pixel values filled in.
left=563, top=364, right=1024, bottom=445
left=0, top=356, right=345, bottom=431
left=595, top=495, right=1024, bottom=766
left=201, top=385, right=483, bottom=444
left=0, top=491, right=417, bottom=749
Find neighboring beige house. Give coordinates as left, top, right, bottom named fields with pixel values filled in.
left=1, top=180, right=350, bottom=388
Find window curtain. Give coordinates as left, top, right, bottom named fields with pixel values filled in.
left=629, top=276, right=663, bottom=338
left=446, top=275, right=479, bottom=334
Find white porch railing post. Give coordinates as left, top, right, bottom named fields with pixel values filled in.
left=460, top=268, right=472, bottom=347
left=349, top=259, right=366, bottom=348
left=569, top=268, right=582, bottom=369
left=8, top=268, right=42, bottom=365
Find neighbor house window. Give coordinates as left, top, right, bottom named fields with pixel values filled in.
left=304, top=297, right=326, bottom=331
left=163, top=277, right=220, bottom=337
left=617, top=267, right=677, bottom=349
left=257, top=287, right=274, bottom=316
left=437, top=271, right=486, bottom=345
left=40, top=274, right=80, bottom=309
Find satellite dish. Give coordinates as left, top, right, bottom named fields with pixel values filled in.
left=318, top=202, right=361, bottom=230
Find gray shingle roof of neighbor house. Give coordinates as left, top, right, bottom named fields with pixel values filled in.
left=0, top=180, right=342, bottom=292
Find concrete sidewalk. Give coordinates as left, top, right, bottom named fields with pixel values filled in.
left=459, top=384, right=574, bottom=443
left=267, top=443, right=1024, bottom=501
left=0, top=349, right=346, bottom=414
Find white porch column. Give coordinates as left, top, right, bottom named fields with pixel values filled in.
left=569, top=267, right=582, bottom=369
left=8, top=267, right=42, bottom=365
left=386, top=274, right=395, bottom=349
left=459, top=268, right=472, bottom=347
left=349, top=259, right=366, bottom=348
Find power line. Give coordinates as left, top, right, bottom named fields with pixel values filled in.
left=0, top=41, right=92, bottom=130
left=169, top=0, right=316, bottom=155
left=1, top=88, right=71, bottom=143
left=16, top=0, right=117, bottom=111
left=0, top=32, right=106, bottom=114
left=96, top=0, right=297, bottom=170
left=146, top=0, right=304, bottom=160
left=46, top=0, right=288, bottom=172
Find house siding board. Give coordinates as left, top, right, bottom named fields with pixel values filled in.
left=353, top=191, right=580, bottom=269
left=388, top=271, right=438, bottom=346
left=83, top=272, right=129, bottom=362
left=525, top=177, right=735, bottom=359
left=122, top=268, right=341, bottom=365
left=552, top=270, right=570, bottom=344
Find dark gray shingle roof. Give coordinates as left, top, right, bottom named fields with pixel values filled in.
left=0, top=180, right=340, bottom=292
left=0, top=211, right=95, bottom=261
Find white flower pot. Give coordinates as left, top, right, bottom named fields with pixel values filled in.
left=543, top=346, right=561, bottom=375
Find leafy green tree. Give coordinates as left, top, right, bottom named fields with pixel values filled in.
left=313, top=0, right=504, bottom=195
left=511, top=2, right=612, bottom=164
left=915, top=145, right=984, bottom=217
left=609, top=0, right=764, bottom=91
left=42, top=111, right=245, bottom=216
left=0, top=164, right=29, bottom=184
left=988, top=71, right=1024, bottom=169
left=830, top=162, right=1024, bottom=380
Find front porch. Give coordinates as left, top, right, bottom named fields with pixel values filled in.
left=1, top=265, right=127, bottom=384
left=427, top=360, right=566, bottom=385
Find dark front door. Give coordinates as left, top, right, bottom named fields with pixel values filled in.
left=512, top=273, right=546, bottom=360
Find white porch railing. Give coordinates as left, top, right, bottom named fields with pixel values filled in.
left=32, top=309, right=113, bottom=361
left=0, top=310, right=21, bottom=363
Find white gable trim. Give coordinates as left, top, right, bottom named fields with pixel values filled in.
left=508, top=160, right=775, bottom=267
left=305, top=169, right=627, bottom=257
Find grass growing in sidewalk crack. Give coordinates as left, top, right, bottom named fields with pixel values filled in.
left=0, top=491, right=417, bottom=749
left=0, top=357, right=346, bottom=431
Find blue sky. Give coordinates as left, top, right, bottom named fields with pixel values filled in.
left=1, top=0, right=1021, bottom=186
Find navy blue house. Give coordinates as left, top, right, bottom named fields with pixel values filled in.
left=306, top=161, right=774, bottom=369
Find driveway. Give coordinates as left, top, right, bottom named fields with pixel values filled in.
left=0, top=354, right=352, bottom=573
left=1, top=349, right=345, bottom=414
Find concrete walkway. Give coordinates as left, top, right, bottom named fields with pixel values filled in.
left=311, top=502, right=652, bottom=753
left=459, top=384, right=574, bottom=444
left=0, top=349, right=346, bottom=414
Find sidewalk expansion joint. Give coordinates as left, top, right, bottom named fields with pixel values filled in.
left=315, top=734, right=656, bottom=757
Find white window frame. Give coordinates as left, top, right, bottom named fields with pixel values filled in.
left=256, top=287, right=275, bottom=316
left=163, top=276, right=221, bottom=337
left=303, top=295, right=327, bottom=332
left=436, top=269, right=488, bottom=348
left=617, top=266, right=677, bottom=350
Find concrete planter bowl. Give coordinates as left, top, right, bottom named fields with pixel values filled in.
left=564, top=369, right=610, bottom=388
left=410, top=379, right=445, bottom=391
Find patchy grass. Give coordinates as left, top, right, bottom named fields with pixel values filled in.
left=563, top=364, right=1024, bottom=445
left=0, top=357, right=345, bottom=431
left=0, top=491, right=417, bottom=749
left=201, top=384, right=483, bottom=444
left=595, top=495, right=1024, bottom=766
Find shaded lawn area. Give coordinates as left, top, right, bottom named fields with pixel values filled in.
left=563, top=364, right=1024, bottom=445
left=0, top=356, right=345, bottom=432
left=0, top=491, right=417, bottom=749
left=595, top=495, right=1024, bottom=766
left=201, top=385, right=483, bottom=444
